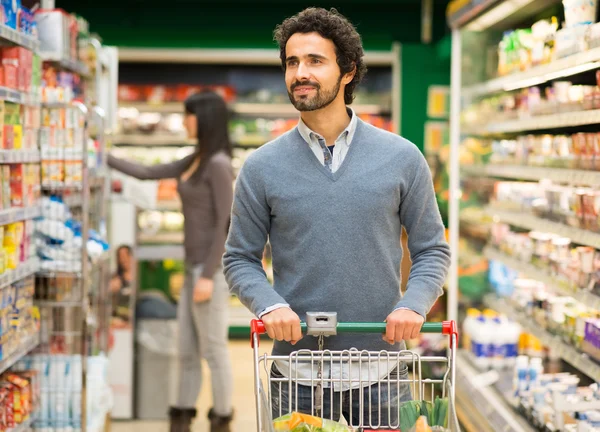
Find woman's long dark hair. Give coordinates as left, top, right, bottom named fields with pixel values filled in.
left=184, top=91, right=233, bottom=162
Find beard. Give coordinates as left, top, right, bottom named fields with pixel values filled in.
left=287, top=74, right=342, bottom=112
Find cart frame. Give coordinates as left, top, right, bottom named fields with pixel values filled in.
left=250, top=314, right=459, bottom=431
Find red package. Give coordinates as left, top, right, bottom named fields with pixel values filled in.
left=17, top=371, right=38, bottom=412
left=17, top=67, right=25, bottom=92
left=3, top=125, right=13, bottom=150
left=9, top=164, right=24, bottom=207
left=1, top=383, right=15, bottom=429
left=0, top=47, right=19, bottom=62
left=2, top=65, right=17, bottom=89
left=144, top=85, right=172, bottom=104
left=5, top=374, right=30, bottom=422
left=118, top=84, right=145, bottom=102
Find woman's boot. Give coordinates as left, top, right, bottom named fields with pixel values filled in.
left=169, top=407, right=197, bottom=432
left=208, top=408, right=234, bottom=432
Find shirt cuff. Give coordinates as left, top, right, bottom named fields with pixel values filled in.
left=257, top=303, right=290, bottom=318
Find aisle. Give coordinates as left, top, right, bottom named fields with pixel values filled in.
left=112, top=339, right=272, bottom=431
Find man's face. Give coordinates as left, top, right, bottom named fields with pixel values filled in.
left=284, top=32, right=345, bottom=112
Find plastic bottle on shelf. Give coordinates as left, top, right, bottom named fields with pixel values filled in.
left=491, top=316, right=506, bottom=369
left=462, top=308, right=480, bottom=353
left=514, top=355, right=529, bottom=396
left=504, top=320, right=522, bottom=369
left=528, top=357, right=544, bottom=391
left=472, top=310, right=497, bottom=369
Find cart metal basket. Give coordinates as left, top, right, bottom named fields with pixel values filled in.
left=251, top=313, right=460, bottom=431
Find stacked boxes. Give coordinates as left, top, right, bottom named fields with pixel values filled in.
left=40, top=106, right=85, bottom=187
left=0, top=47, right=34, bottom=92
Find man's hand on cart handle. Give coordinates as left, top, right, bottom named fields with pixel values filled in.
left=261, top=307, right=303, bottom=345
left=384, top=309, right=424, bottom=344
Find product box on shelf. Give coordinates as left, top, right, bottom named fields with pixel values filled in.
left=19, top=7, right=35, bottom=36
left=0, top=0, right=21, bottom=30
left=35, top=9, right=70, bottom=60
left=9, top=165, right=23, bottom=207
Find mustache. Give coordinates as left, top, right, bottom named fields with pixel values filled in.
left=291, top=81, right=320, bottom=91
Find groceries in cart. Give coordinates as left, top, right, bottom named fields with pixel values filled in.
left=273, top=412, right=353, bottom=431
left=272, top=397, right=451, bottom=432
left=399, top=398, right=449, bottom=431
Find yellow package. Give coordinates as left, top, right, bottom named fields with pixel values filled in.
left=4, top=223, right=17, bottom=248
left=5, top=246, right=17, bottom=270
left=0, top=247, right=7, bottom=274
left=13, top=125, right=22, bottom=149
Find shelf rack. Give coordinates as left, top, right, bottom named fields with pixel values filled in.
left=0, top=24, right=39, bottom=52
left=119, top=101, right=391, bottom=116
left=486, top=207, right=600, bottom=249
left=455, top=350, right=535, bottom=432
left=448, top=1, right=600, bottom=429
left=463, top=164, right=600, bottom=187
left=464, top=109, right=600, bottom=135
left=483, top=295, right=600, bottom=382
left=40, top=52, right=90, bottom=77
left=0, top=332, right=39, bottom=376
left=484, top=246, right=600, bottom=309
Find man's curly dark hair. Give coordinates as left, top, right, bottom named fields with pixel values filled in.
left=274, top=7, right=367, bottom=105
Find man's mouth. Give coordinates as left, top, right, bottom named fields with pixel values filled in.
left=293, top=86, right=316, bottom=95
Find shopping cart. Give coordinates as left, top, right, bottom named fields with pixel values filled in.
left=251, top=312, right=460, bottom=431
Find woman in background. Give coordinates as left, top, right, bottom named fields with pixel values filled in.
left=109, top=245, right=133, bottom=323
left=107, top=91, right=234, bottom=432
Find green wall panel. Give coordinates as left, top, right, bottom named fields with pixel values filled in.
left=401, top=43, right=450, bottom=152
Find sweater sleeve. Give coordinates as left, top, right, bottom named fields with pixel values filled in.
left=107, top=153, right=193, bottom=180
left=395, top=149, right=450, bottom=318
left=222, top=156, right=288, bottom=317
left=201, top=157, right=234, bottom=279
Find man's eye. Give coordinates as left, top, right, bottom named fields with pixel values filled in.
left=287, top=60, right=298, bottom=67
left=311, top=59, right=321, bottom=64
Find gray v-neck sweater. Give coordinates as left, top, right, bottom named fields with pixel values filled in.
left=223, top=119, right=450, bottom=354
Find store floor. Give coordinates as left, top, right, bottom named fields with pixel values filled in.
left=112, top=339, right=271, bottom=432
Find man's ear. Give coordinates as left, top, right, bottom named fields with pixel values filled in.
left=343, top=63, right=356, bottom=84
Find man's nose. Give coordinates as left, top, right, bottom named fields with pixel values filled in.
left=295, top=62, right=310, bottom=81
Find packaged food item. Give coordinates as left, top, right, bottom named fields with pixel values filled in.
left=273, top=412, right=353, bottom=431
left=41, top=160, right=63, bottom=186
left=2, top=125, right=13, bottom=150
left=12, top=124, right=21, bottom=150
left=9, top=164, right=23, bottom=207
left=2, top=166, right=10, bottom=209
left=64, top=160, right=82, bottom=185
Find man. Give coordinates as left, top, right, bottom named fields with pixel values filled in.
left=223, top=7, right=450, bottom=427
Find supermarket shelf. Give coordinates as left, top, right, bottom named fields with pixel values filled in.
left=118, top=47, right=396, bottom=66
left=120, top=101, right=391, bottom=116
left=0, top=149, right=40, bottom=163
left=0, top=258, right=39, bottom=290
left=0, top=206, right=40, bottom=227
left=136, top=244, right=185, bottom=261
left=12, top=413, right=36, bottom=432
left=40, top=53, right=90, bottom=77
left=41, top=101, right=72, bottom=109
left=0, top=86, right=39, bottom=105
left=466, top=109, right=600, bottom=135
left=463, top=46, right=600, bottom=98
left=484, top=246, right=600, bottom=310
left=138, top=232, right=184, bottom=245
left=463, top=164, right=600, bottom=186
left=486, top=207, right=600, bottom=249
left=112, top=134, right=195, bottom=146
left=456, top=350, right=535, bottom=432
left=484, top=295, right=600, bottom=381
left=0, top=24, right=39, bottom=52
left=0, top=332, right=39, bottom=375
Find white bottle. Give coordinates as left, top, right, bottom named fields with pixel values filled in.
left=528, top=357, right=544, bottom=391
left=514, top=355, right=529, bottom=396
left=472, top=311, right=496, bottom=369
left=504, top=320, right=522, bottom=369
left=462, top=308, right=481, bottom=353
left=491, top=316, right=506, bottom=370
